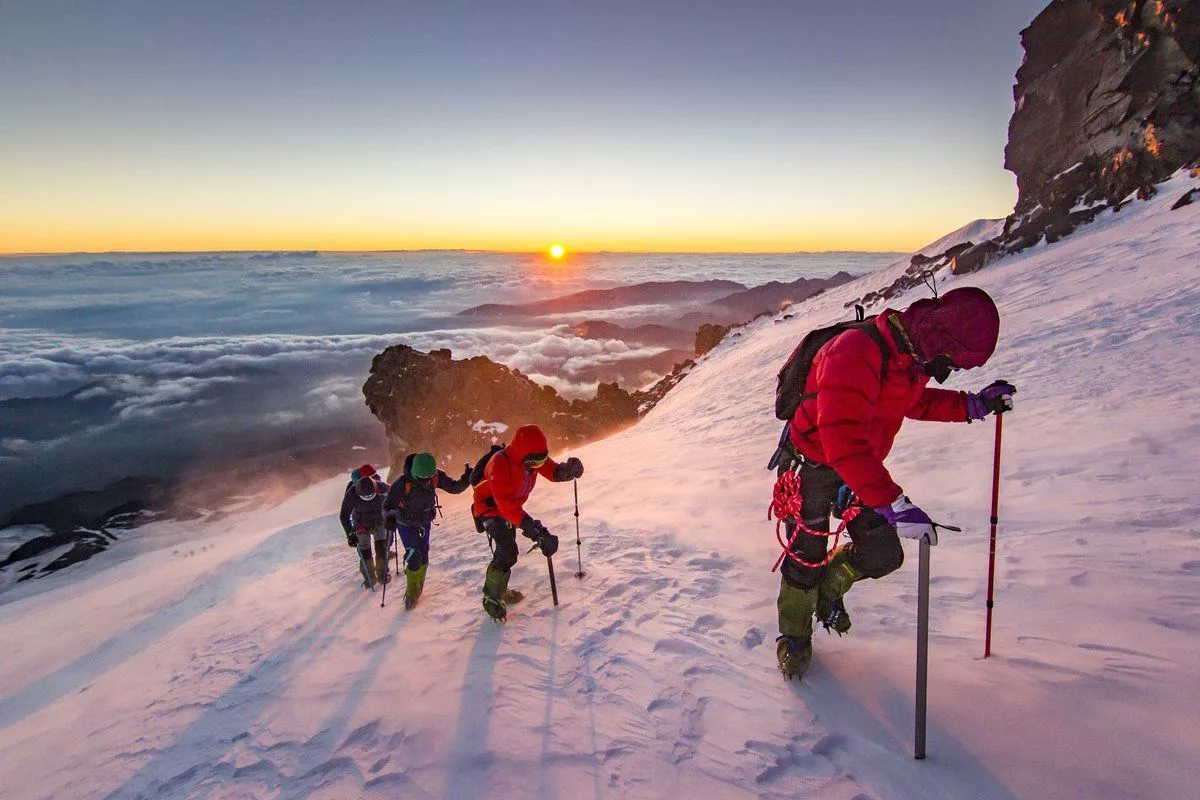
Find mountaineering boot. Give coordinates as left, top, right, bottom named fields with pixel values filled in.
left=482, top=564, right=511, bottom=621
left=404, top=563, right=428, bottom=610
left=776, top=635, right=813, bottom=680
left=374, top=551, right=390, bottom=585
left=816, top=545, right=862, bottom=635
left=777, top=578, right=818, bottom=679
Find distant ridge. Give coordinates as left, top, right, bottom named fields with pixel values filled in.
left=457, top=279, right=746, bottom=317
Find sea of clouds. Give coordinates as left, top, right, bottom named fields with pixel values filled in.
left=0, top=250, right=897, bottom=512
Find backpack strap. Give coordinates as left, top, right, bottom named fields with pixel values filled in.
left=794, top=321, right=891, bottom=439
left=859, top=321, right=890, bottom=382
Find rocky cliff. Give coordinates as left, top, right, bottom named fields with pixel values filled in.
left=846, top=0, right=1199, bottom=305
left=1006, top=0, right=1199, bottom=218
left=363, top=346, right=653, bottom=476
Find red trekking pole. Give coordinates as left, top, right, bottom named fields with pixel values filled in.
left=983, top=412, right=1004, bottom=658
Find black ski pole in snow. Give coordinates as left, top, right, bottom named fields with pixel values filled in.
left=573, top=479, right=585, bottom=579
left=547, top=555, right=560, bottom=606
left=380, top=536, right=389, bottom=609
left=915, top=538, right=931, bottom=759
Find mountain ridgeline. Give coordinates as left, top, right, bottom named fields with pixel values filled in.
left=363, top=273, right=857, bottom=476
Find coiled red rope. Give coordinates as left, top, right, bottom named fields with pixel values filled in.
left=767, top=469, right=859, bottom=571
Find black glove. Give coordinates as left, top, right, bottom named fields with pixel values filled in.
left=519, top=514, right=547, bottom=541
left=461, top=463, right=472, bottom=482
left=553, top=457, right=584, bottom=481
left=346, top=533, right=357, bottom=548
left=537, top=532, right=559, bottom=557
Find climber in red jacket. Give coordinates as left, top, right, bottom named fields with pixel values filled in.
left=775, top=286, right=1016, bottom=678
left=471, top=424, right=583, bottom=620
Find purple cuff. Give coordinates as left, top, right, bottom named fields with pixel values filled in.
left=966, top=392, right=988, bottom=421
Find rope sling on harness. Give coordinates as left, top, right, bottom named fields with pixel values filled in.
left=767, top=466, right=861, bottom=571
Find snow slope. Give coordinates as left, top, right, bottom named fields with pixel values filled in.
left=1, top=172, right=1198, bottom=799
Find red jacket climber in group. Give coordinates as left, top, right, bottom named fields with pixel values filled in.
left=471, top=424, right=563, bottom=525
left=471, top=423, right=585, bottom=621
left=788, top=286, right=1003, bottom=509
left=772, top=285, right=1015, bottom=680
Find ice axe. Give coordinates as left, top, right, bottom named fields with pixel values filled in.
left=524, top=540, right=561, bottom=607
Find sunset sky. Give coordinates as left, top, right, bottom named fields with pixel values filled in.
left=1, top=1, right=1049, bottom=254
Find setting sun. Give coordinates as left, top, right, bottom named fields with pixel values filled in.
left=548, top=243, right=566, bottom=260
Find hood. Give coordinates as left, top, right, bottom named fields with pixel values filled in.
left=506, top=424, right=549, bottom=462
left=898, top=286, right=1000, bottom=369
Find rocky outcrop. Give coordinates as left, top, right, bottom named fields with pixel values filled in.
left=1006, top=0, right=1199, bottom=218
left=694, top=323, right=733, bottom=356
left=363, top=346, right=646, bottom=476
left=0, top=477, right=170, bottom=581
left=850, top=0, right=1200, bottom=303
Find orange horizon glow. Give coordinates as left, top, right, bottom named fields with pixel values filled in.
left=0, top=221, right=975, bottom=256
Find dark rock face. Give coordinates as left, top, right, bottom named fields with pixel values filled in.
left=695, top=323, right=733, bottom=356
left=951, top=241, right=1003, bottom=275
left=1006, top=0, right=1200, bottom=216
left=363, top=346, right=646, bottom=476
left=850, top=0, right=1200, bottom=301
left=0, top=477, right=170, bottom=581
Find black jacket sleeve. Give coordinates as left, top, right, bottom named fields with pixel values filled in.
left=339, top=487, right=354, bottom=533
left=382, top=479, right=403, bottom=526
left=436, top=469, right=470, bottom=494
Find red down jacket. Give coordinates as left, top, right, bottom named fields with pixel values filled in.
left=471, top=424, right=562, bottom=525
left=788, top=287, right=999, bottom=507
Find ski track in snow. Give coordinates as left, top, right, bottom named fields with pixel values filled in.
left=1, top=171, right=1199, bottom=799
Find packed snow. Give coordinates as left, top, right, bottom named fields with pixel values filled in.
left=1, top=172, right=1198, bottom=799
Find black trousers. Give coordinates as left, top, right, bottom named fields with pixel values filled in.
left=779, top=458, right=904, bottom=590
left=482, top=517, right=520, bottom=572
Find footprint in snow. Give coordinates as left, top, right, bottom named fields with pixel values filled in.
left=740, top=627, right=765, bottom=649
left=690, top=613, right=725, bottom=633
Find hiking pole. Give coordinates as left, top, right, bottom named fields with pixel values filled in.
left=547, top=555, right=560, bottom=606
left=573, top=479, right=585, bottom=579
left=915, top=537, right=931, bottom=760
left=393, top=531, right=401, bottom=578
left=984, top=411, right=1005, bottom=658
left=380, top=537, right=389, bottom=609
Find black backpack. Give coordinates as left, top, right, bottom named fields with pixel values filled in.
left=774, top=307, right=889, bottom=421
left=469, top=443, right=506, bottom=487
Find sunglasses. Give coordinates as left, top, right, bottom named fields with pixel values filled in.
left=522, top=452, right=548, bottom=469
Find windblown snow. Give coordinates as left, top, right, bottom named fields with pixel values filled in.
left=1, top=172, right=1198, bottom=799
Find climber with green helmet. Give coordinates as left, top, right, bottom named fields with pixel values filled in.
left=383, top=451, right=472, bottom=609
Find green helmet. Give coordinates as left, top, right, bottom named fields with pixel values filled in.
left=411, top=452, right=437, bottom=479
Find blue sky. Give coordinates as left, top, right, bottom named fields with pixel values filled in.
left=0, top=0, right=1050, bottom=252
